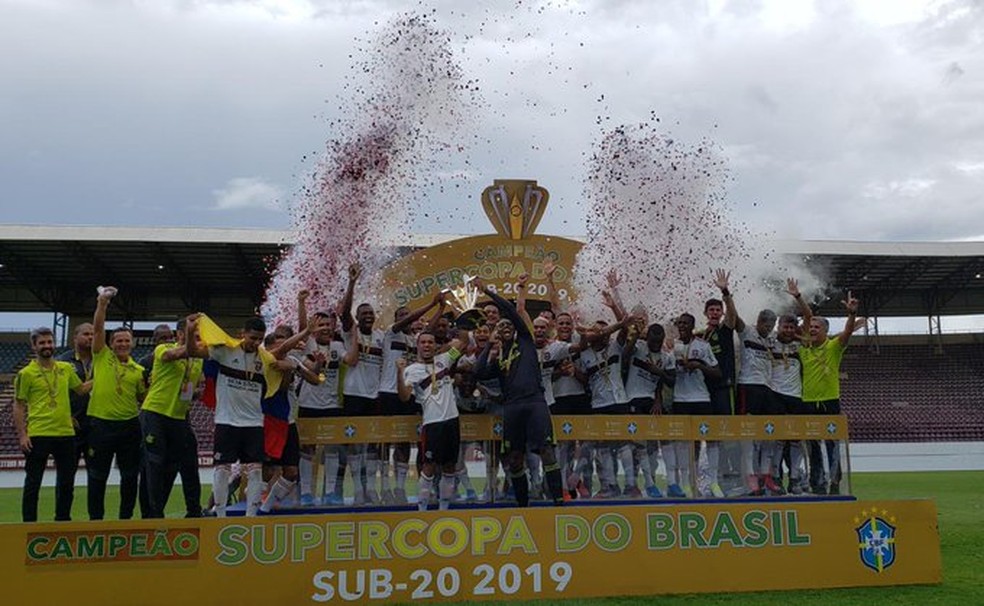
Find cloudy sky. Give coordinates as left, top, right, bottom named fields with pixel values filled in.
left=2, top=0, right=983, bottom=242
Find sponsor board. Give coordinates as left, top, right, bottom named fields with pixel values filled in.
left=5, top=500, right=940, bottom=604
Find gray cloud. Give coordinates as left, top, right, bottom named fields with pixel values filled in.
left=1, top=0, right=982, bottom=241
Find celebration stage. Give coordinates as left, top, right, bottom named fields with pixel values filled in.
left=6, top=414, right=942, bottom=604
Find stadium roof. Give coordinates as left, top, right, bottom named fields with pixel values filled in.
left=1, top=224, right=982, bottom=320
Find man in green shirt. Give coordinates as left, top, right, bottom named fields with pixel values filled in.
left=140, top=315, right=204, bottom=518
left=14, top=327, right=91, bottom=522
left=87, top=287, right=147, bottom=520
left=801, top=291, right=860, bottom=495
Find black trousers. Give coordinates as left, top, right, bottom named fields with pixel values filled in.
left=86, top=417, right=142, bottom=520
left=23, top=436, right=77, bottom=522
left=140, top=410, right=201, bottom=518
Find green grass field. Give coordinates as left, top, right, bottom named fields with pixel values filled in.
left=3, top=471, right=980, bottom=604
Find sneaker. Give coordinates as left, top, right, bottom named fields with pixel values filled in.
left=763, top=476, right=786, bottom=496
left=667, top=483, right=687, bottom=498
left=789, top=483, right=804, bottom=495
left=745, top=474, right=761, bottom=494
left=645, top=485, right=663, bottom=498
left=392, top=488, right=408, bottom=504
left=683, top=484, right=693, bottom=499
left=465, top=489, right=478, bottom=502
left=300, top=493, right=316, bottom=507
left=594, top=486, right=619, bottom=499
left=709, top=482, right=725, bottom=498
left=623, top=486, right=643, bottom=499
left=563, top=490, right=573, bottom=502
left=380, top=490, right=396, bottom=505
left=828, top=482, right=840, bottom=495
left=811, top=484, right=827, bottom=496
left=365, top=489, right=380, bottom=505
left=576, top=480, right=591, bottom=499
left=353, top=493, right=367, bottom=506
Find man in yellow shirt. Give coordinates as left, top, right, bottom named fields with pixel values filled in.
left=87, top=287, right=147, bottom=520
left=140, top=315, right=204, bottom=518
left=14, top=327, right=91, bottom=522
left=801, top=291, right=861, bottom=495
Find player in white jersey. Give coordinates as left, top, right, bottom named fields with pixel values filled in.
left=577, top=318, right=634, bottom=498
left=623, top=322, right=677, bottom=498
left=770, top=314, right=809, bottom=494
left=735, top=302, right=779, bottom=496
left=338, top=263, right=386, bottom=505
left=453, top=323, right=499, bottom=502
left=670, top=313, right=721, bottom=499
left=378, top=292, right=446, bottom=504
left=550, top=311, right=590, bottom=497
left=396, top=328, right=469, bottom=511
left=187, top=316, right=265, bottom=517
left=295, top=307, right=359, bottom=506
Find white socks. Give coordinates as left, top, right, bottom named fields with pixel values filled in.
left=213, top=465, right=231, bottom=517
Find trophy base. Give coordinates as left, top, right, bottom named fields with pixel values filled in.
left=454, top=309, right=487, bottom=331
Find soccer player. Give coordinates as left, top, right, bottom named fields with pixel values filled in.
left=57, top=322, right=94, bottom=472
left=338, top=263, right=386, bottom=505
left=378, top=291, right=447, bottom=504
left=397, top=327, right=470, bottom=511
left=186, top=315, right=268, bottom=517
left=14, top=327, right=91, bottom=522
left=551, top=311, right=590, bottom=497
left=704, top=271, right=740, bottom=490
left=473, top=278, right=569, bottom=507
left=670, top=312, right=722, bottom=498
left=623, top=321, right=677, bottom=498
left=455, top=322, right=501, bottom=501
left=258, top=323, right=327, bottom=513
left=296, top=303, right=358, bottom=506
left=770, top=312, right=810, bottom=494
left=802, top=291, right=861, bottom=495
left=87, top=287, right=147, bottom=520
left=140, top=315, right=204, bottom=518
left=733, top=298, right=780, bottom=495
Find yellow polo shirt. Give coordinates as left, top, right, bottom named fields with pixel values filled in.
left=15, top=360, right=82, bottom=437
left=88, top=347, right=146, bottom=421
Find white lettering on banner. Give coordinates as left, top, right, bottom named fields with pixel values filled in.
left=310, top=562, right=573, bottom=602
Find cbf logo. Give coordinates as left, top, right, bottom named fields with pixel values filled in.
left=855, top=509, right=897, bottom=573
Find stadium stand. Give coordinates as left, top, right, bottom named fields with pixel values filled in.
left=841, top=343, right=984, bottom=442
left=0, top=343, right=30, bottom=374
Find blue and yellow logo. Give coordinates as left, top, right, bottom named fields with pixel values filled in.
left=855, top=509, right=897, bottom=573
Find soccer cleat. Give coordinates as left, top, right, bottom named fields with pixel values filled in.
left=352, top=493, right=367, bottom=506
left=789, top=483, right=804, bottom=495
left=392, top=488, right=408, bottom=504
left=593, top=486, right=619, bottom=499
left=667, top=483, right=687, bottom=498
left=746, top=474, right=761, bottom=494
left=811, top=484, right=827, bottom=496
left=465, top=489, right=478, bottom=502
left=645, top=485, right=663, bottom=498
left=828, top=482, right=840, bottom=495
left=763, top=475, right=786, bottom=496
left=365, top=489, right=380, bottom=505
left=623, top=485, right=643, bottom=499
left=576, top=479, right=591, bottom=499
left=300, top=493, right=316, bottom=507
left=683, top=484, right=693, bottom=499
left=709, top=482, right=725, bottom=498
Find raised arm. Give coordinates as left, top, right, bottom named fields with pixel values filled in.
left=837, top=291, right=860, bottom=347
left=785, top=277, right=813, bottom=330
left=515, top=273, right=534, bottom=332
left=267, top=317, right=326, bottom=360
left=605, top=269, right=627, bottom=321
left=474, top=279, right=530, bottom=338
left=340, top=263, right=361, bottom=332
left=543, top=259, right=565, bottom=314
left=184, top=314, right=209, bottom=359
left=91, top=287, right=116, bottom=354
left=296, top=289, right=311, bottom=333
left=714, top=269, right=740, bottom=331
left=393, top=291, right=443, bottom=333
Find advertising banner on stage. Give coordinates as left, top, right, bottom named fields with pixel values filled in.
left=7, top=499, right=940, bottom=604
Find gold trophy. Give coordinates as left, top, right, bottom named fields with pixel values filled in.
left=443, top=274, right=486, bottom=330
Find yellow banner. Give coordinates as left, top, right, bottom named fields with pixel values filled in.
left=297, top=415, right=851, bottom=444
left=6, top=499, right=939, bottom=604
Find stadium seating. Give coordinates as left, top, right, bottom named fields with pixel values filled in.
left=841, top=343, right=984, bottom=442
left=0, top=342, right=31, bottom=374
